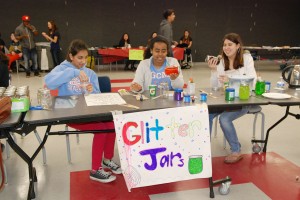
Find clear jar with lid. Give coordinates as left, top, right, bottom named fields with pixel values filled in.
left=159, top=82, right=169, bottom=98
left=174, top=88, right=183, bottom=101
left=225, top=88, right=235, bottom=101
left=41, top=89, right=52, bottom=109
left=239, top=82, right=250, bottom=100
left=255, top=76, right=266, bottom=95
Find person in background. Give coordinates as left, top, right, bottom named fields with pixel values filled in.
left=45, top=39, right=121, bottom=183
left=0, top=51, right=9, bottom=87
left=178, top=30, right=193, bottom=64
left=0, top=32, right=6, bottom=53
left=0, top=51, right=9, bottom=153
left=147, top=32, right=158, bottom=47
left=118, top=33, right=131, bottom=49
left=42, top=20, right=61, bottom=66
left=208, top=33, right=257, bottom=164
left=131, top=35, right=184, bottom=93
left=7, top=32, right=22, bottom=71
left=118, top=33, right=135, bottom=70
left=159, top=9, right=178, bottom=56
left=144, top=32, right=158, bottom=59
left=15, top=15, right=40, bottom=77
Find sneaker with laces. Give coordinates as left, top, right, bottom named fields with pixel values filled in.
left=102, top=160, right=122, bottom=174
left=89, top=169, right=116, bottom=183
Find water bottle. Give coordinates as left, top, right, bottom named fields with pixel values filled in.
left=276, top=76, right=285, bottom=89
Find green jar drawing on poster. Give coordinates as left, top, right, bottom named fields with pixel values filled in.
left=188, top=155, right=203, bottom=174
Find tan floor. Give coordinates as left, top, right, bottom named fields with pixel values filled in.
left=1, top=60, right=300, bottom=200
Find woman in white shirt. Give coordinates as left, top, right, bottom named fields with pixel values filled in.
left=208, top=33, right=257, bottom=164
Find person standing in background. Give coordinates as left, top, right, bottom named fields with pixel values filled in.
left=0, top=32, right=6, bottom=53
left=159, top=9, right=178, bottom=56
left=0, top=51, right=9, bottom=87
left=15, top=15, right=40, bottom=77
left=42, top=20, right=61, bottom=67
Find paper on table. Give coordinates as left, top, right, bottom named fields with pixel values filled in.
left=129, top=49, right=144, bottom=60
left=84, top=93, right=127, bottom=106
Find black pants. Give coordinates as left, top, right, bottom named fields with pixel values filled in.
left=124, top=60, right=136, bottom=70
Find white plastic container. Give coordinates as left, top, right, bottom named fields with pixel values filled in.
left=228, top=75, right=255, bottom=97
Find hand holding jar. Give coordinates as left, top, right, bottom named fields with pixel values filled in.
left=81, top=81, right=92, bottom=95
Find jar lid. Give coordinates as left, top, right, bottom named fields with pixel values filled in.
left=174, top=88, right=183, bottom=92
left=240, top=82, right=249, bottom=86
left=226, top=88, right=235, bottom=92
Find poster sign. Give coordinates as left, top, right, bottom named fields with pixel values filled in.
left=113, top=104, right=212, bottom=191
left=129, top=49, right=144, bottom=60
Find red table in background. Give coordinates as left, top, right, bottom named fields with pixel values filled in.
left=98, top=47, right=184, bottom=64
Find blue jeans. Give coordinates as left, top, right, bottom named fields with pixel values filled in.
left=22, top=47, right=38, bottom=73
left=209, top=106, right=249, bottom=153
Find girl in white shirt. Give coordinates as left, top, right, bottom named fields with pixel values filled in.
left=208, top=33, right=257, bottom=164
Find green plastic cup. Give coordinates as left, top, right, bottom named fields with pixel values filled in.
left=149, top=85, right=157, bottom=97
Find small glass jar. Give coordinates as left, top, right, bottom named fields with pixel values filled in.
left=183, top=94, right=191, bottom=103
left=239, top=82, right=250, bottom=100
left=159, top=82, right=169, bottom=98
left=174, top=88, right=183, bottom=101
left=200, top=93, right=207, bottom=102
left=41, top=89, right=52, bottom=109
left=255, top=80, right=266, bottom=95
left=265, top=81, right=271, bottom=93
left=225, top=88, right=235, bottom=101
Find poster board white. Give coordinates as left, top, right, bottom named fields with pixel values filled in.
left=113, top=104, right=212, bottom=191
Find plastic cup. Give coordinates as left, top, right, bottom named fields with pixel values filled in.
left=165, top=67, right=179, bottom=75
left=149, top=85, right=157, bottom=97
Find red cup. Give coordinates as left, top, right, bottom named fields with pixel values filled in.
left=165, top=66, right=179, bottom=75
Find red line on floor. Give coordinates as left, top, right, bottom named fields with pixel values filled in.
left=70, top=152, right=300, bottom=200
left=110, top=79, right=133, bottom=83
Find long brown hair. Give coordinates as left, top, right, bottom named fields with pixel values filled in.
left=221, top=33, right=244, bottom=71
left=48, top=20, right=58, bottom=34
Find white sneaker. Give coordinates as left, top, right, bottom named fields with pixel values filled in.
left=102, top=160, right=122, bottom=174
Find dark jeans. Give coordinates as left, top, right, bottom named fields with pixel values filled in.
left=124, top=60, right=136, bottom=70
left=22, top=47, right=38, bottom=74
left=51, top=48, right=61, bottom=67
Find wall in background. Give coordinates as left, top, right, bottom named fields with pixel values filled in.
left=1, top=0, right=300, bottom=61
